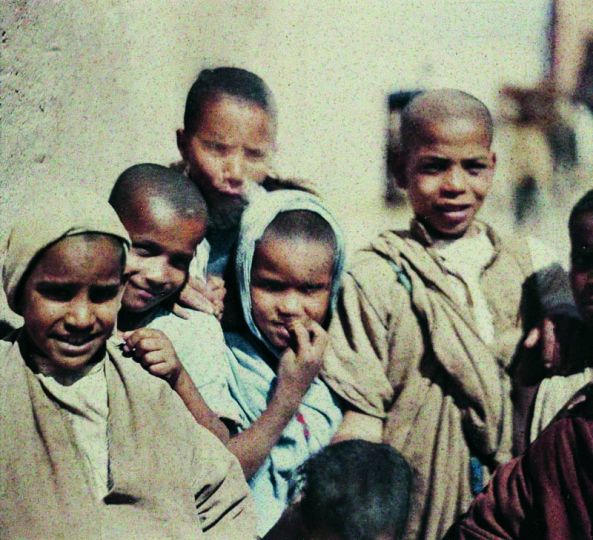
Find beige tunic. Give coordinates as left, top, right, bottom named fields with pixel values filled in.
left=0, top=333, right=257, bottom=540
left=530, top=322, right=593, bottom=441
left=322, top=221, right=567, bottom=540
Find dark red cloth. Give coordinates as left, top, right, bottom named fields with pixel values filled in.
left=446, top=384, right=593, bottom=539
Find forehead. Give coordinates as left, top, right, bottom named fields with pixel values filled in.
left=408, top=116, right=491, bottom=157
left=571, top=211, right=593, bottom=247
left=122, top=197, right=206, bottom=251
left=30, top=235, right=122, bottom=280
left=195, top=94, right=273, bottom=142
left=253, top=236, right=335, bottom=277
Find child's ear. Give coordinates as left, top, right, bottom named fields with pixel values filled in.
left=491, top=151, right=497, bottom=169
left=176, top=128, right=188, bottom=161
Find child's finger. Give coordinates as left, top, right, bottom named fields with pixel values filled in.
left=308, top=320, right=326, bottom=345
left=171, top=303, right=191, bottom=320
left=207, top=275, right=225, bottom=291
left=123, top=328, right=160, bottom=350
left=147, top=361, right=171, bottom=377
left=142, top=350, right=169, bottom=366
left=290, top=320, right=310, bottom=354
left=523, top=326, right=540, bottom=349
left=178, top=287, right=215, bottom=314
left=187, top=275, right=209, bottom=293
left=132, top=337, right=167, bottom=357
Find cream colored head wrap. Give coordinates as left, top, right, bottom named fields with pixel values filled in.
left=3, top=190, right=131, bottom=314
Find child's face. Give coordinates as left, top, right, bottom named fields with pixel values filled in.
left=404, top=117, right=495, bottom=238
left=20, top=235, right=123, bottom=375
left=120, top=200, right=206, bottom=313
left=250, top=236, right=334, bottom=349
left=570, top=210, right=593, bottom=323
left=177, top=93, right=274, bottom=210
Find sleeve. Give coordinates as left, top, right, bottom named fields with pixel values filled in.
left=446, top=416, right=590, bottom=539
left=444, top=454, right=532, bottom=539
left=322, top=258, right=400, bottom=418
left=151, top=313, right=246, bottom=426
left=527, top=236, right=576, bottom=317
left=189, top=417, right=258, bottom=539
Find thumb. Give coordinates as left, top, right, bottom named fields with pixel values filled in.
left=523, top=327, right=540, bottom=349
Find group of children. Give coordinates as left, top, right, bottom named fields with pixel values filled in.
left=2, top=65, right=593, bottom=540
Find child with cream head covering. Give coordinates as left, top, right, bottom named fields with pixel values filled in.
left=0, top=190, right=256, bottom=539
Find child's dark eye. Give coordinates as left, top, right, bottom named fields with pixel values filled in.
left=204, top=141, right=229, bottom=155
left=245, top=148, right=266, bottom=160
left=131, top=245, right=155, bottom=257
left=170, top=255, right=192, bottom=272
left=572, top=250, right=593, bottom=269
left=301, top=284, right=329, bottom=294
left=36, top=284, right=76, bottom=302
left=464, top=161, right=488, bottom=175
left=90, top=285, right=121, bottom=303
left=418, top=161, right=447, bottom=174
left=254, top=280, right=285, bottom=293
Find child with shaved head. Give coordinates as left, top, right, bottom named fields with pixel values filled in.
left=109, top=164, right=241, bottom=442
left=322, top=89, right=572, bottom=539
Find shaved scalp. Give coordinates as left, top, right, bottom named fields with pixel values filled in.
left=109, top=163, right=208, bottom=223
left=401, top=89, right=493, bottom=152
left=261, top=210, right=337, bottom=254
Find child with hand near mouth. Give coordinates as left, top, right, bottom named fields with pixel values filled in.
left=218, top=190, right=345, bottom=535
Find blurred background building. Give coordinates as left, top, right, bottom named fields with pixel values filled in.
left=1, top=0, right=592, bottom=263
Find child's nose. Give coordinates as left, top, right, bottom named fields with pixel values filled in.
left=223, top=153, right=245, bottom=184
left=64, top=298, right=95, bottom=329
left=144, top=258, right=171, bottom=287
left=443, top=168, right=467, bottom=192
left=277, top=292, right=303, bottom=317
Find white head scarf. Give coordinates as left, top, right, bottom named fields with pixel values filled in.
left=3, top=189, right=131, bottom=314
left=235, top=190, right=346, bottom=356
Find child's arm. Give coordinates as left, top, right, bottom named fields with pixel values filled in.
left=122, top=328, right=230, bottom=444
left=226, top=319, right=326, bottom=480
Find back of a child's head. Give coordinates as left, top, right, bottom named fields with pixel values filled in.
left=400, top=89, right=493, bottom=155
left=109, top=163, right=208, bottom=224
left=297, top=440, right=412, bottom=540
left=183, top=67, right=276, bottom=135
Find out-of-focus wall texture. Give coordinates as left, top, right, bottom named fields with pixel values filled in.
left=0, top=0, right=577, bottom=254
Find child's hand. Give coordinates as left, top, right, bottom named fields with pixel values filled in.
left=122, top=328, right=183, bottom=386
left=276, top=319, right=327, bottom=405
left=172, top=275, right=226, bottom=320
left=523, top=315, right=576, bottom=375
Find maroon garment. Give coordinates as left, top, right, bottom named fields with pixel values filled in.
left=445, top=384, right=593, bottom=539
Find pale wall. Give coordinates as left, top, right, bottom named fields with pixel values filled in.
left=2, top=0, right=554, bottom=251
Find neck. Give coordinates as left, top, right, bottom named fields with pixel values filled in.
left=117, top=307, right=158, bottom=332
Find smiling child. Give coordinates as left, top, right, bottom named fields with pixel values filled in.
left=0, top=191, right=256, bottom=538
left=322, top=89, right=573, bottom=539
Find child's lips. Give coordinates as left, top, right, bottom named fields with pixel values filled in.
left=130, top=282, right=166, bottom=302
left=53, top=333, right=98, bottom=354
left=435, top=204, right=472, bottom=223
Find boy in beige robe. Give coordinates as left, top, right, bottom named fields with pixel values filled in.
left=322, top=90, right=571, bottom=540
left=0, top=192, right=257, bottom=539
